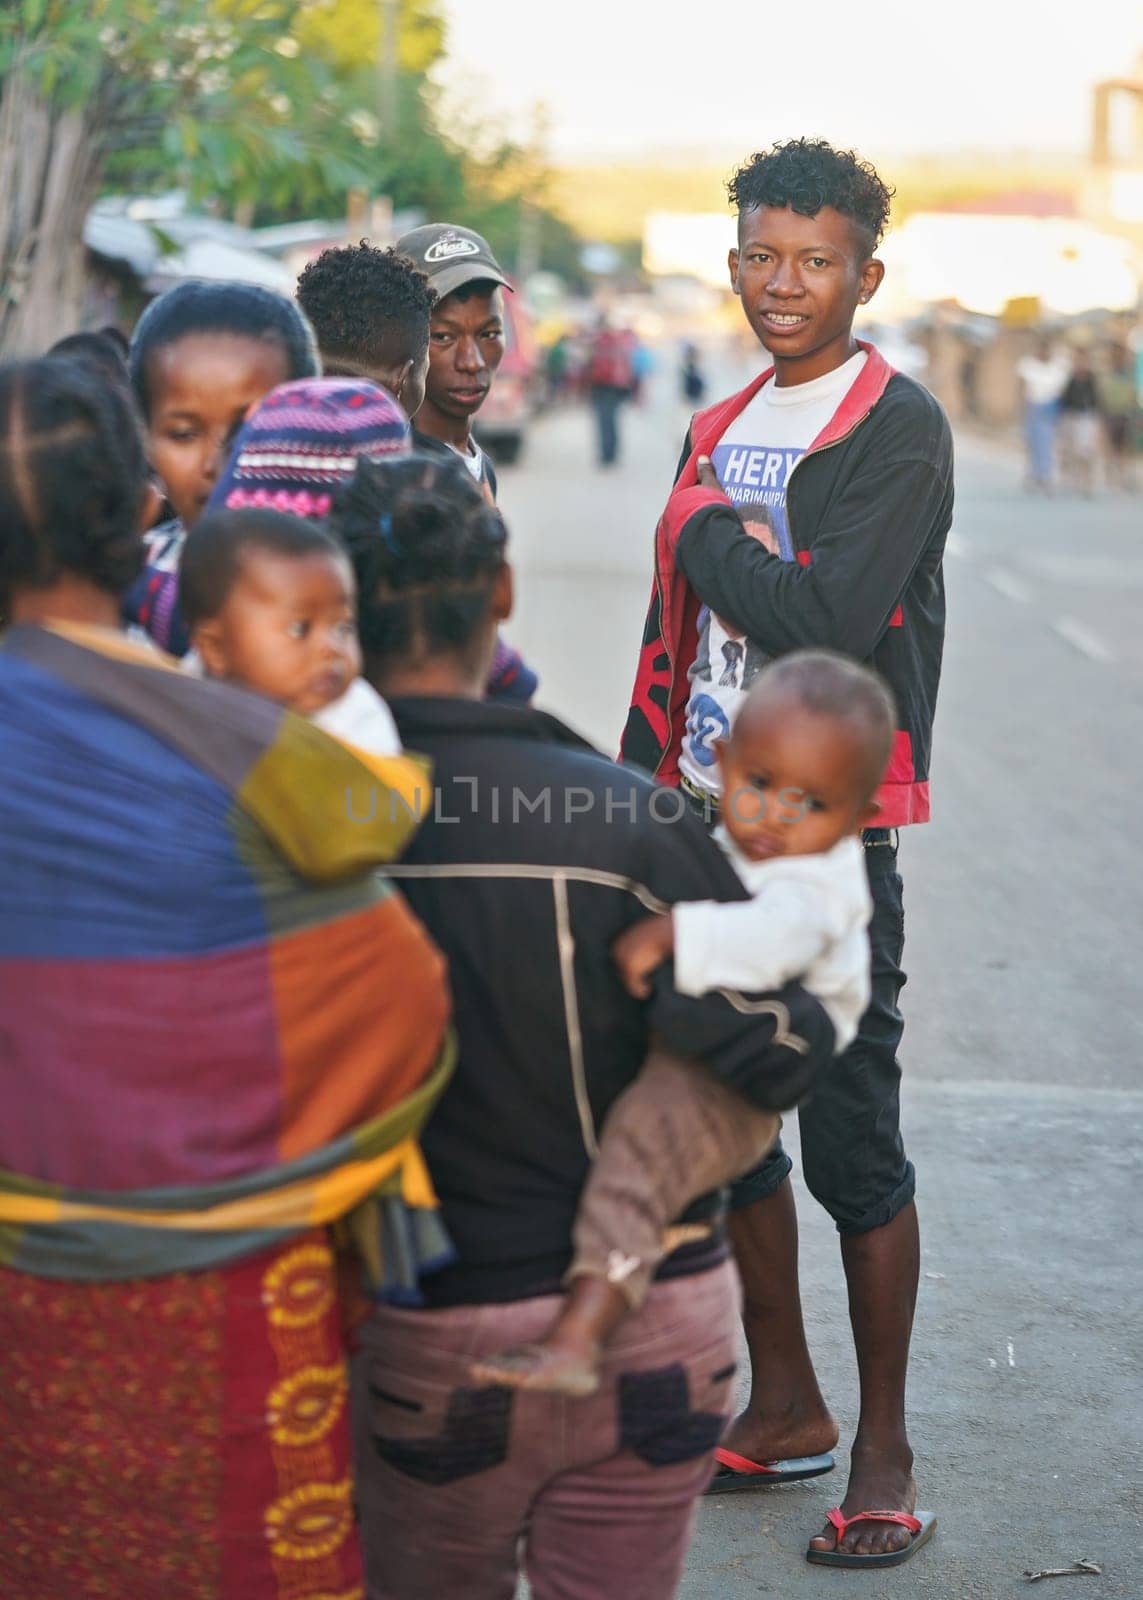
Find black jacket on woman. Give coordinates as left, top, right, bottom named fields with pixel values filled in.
left=387, top=696, right=835, bottom=1306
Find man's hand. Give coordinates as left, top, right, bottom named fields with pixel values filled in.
left=613, top=913, right=676, bottom=1000
left=695, top=454, right=720, bottom=490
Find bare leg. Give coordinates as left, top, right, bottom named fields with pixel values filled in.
left=720, top=1180, right=839, bottom=1463
left=809, top=1200, right=920, bottom=1557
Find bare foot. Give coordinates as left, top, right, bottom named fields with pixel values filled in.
left=470, top=1341, right=601, bottom=1398
left=808, top=1438, right=917, bottom=1558
left=719, top=1397, right=840, bottom=1467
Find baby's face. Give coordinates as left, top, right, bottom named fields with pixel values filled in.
left=200, top=548, right=361, bottom=716
left=718, top=702, right=876, bottom=863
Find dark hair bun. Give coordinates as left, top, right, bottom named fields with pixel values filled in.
left=330, top=451, right=507, bottom=665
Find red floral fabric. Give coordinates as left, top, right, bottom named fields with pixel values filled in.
left=0, top=1233, right=363, bottom=1600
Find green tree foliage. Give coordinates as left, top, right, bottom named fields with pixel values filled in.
left=0, top=0, right=581, bottom=355
left=293, top=0, right=445, bottom=75
left=0, top=0, right=390, bottom=351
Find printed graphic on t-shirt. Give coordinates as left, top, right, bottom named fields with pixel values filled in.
left=681, top=448, right=796, bottom=780
left=677, top=351, right=866, bottom=797
left=707, top=442, right=802, bottom=562
left=683, top=605, right=770, bottom=772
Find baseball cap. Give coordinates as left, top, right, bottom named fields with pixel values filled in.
left=395, top=224, right=513, bottom=300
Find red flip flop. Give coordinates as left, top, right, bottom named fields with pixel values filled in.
left=806, top=1506, right=938, bottom=1567
left=706, top=1447, right=836, bottom=1494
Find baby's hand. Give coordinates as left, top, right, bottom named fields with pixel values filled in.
left=613, top=914, right=675, bottom=1000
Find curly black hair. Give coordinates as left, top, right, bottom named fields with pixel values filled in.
left=329, top=451, right=506, bottom=671
left=297, top=243, right=436, bottom=377
left=728, top=138, right=894, bottom=252
left=0, top=357, right=148, bottom=608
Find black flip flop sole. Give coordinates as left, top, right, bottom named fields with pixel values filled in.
left=806, top=1509, right=937, bottom=1568
left=707, top=1452, right=836, bottom=1494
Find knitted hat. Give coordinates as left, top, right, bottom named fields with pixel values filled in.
left=207, top=378, right=410, bottom=520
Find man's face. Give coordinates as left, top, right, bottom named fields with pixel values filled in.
left=728, top=206, right=883, bottom=379
left=424, top=285, right=506, bottom=420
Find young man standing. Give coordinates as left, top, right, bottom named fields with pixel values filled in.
left=328, top=224, right=533, bottom=704
left=621, top=138, right=953, bottom=1569
left=393, top=223, right=511, bottom=503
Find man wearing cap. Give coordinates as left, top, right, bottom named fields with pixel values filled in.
left=395, top=224, right=513, bottom=502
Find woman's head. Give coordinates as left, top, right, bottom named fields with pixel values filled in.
left=330, top=452, right=511, bottom=695
left=0, top=357, right=148, bottom=620
left=48, top=326, right=131, bottom=389
left=129, top=281, right=320, bottom=530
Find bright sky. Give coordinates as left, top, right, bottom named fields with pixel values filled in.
left=438, top=2, right=1138, bottom=163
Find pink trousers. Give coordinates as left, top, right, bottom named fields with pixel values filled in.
left=350, top=1261, right=739, bottom=1599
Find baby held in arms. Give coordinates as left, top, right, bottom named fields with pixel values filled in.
left=473, top=649, right=896, bottom=1397
left=179, top=507, right=402, bottom=755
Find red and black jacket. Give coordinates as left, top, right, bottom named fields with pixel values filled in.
left=619, top=344, right=954, bottom=828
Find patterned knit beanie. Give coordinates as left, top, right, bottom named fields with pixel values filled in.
left=207, top=378, right=410, bottom=520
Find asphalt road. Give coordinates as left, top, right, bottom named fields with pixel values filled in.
left=495, top=365, right=1143, bottom=1600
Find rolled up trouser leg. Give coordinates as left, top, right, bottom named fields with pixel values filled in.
left=569, top=1052, right=779, bottom=1308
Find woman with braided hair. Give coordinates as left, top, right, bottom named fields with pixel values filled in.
left=335, top=449, right=514, bottom=699
left=0, top=360, right=452, bottom=1600
left=330, top=452, right=836, bottom=1600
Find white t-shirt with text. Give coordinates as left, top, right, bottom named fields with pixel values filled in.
left=679, top=351, right=866, bottom=796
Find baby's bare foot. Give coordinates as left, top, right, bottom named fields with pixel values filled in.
left=470, top=1342, right=601, bottom=1398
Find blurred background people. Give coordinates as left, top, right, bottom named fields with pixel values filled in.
left=586, top=315, right=636, bottom=466
left=1016, top=336, right=1069, bottom=492
left=1096, top=344, right=1139, bottom=491
left=1058, top=348, right=1102, bottom=495
left=681, top=341, right=707, bottom=408
left=545, top=329, right=574, bottom=405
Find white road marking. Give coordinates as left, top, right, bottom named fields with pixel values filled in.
left=1024, top=553, right=1143, bottom=588
left=985, top=568, right=1031, bottom=604
left=1007, top=1340, right=1016, bottom=1369
left=945, top=532, right=967, bottom=559
left=1053, top=617, right=1114, bottom=664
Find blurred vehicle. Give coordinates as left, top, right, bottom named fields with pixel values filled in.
left=475, top=286, right=538, bottom=465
